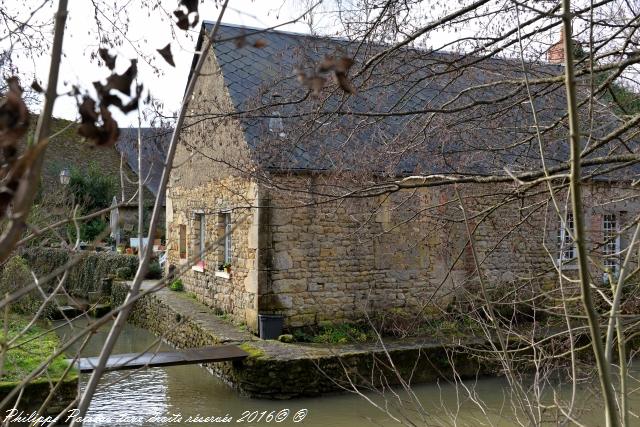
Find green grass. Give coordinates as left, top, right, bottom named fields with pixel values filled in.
left=0, top=316, right=73, bottom=384
left=169, top=279, right=184, bottom=291
left=294, top=323, right=373, bottom=344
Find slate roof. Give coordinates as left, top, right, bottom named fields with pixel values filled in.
left=116, top=127, right=171, bottom=200
left=190, top=22, right=636, bottom=180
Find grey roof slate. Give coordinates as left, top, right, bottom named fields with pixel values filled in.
left=116, top=127, right=172, bottom=199
left=190, top=22, right=637, bottom=180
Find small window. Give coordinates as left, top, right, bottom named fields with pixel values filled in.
left=603, top=214, right=620, bottom=273
left=195, top=213, right=205, bottom=262
left=218, top=212, right=232, bottom=264
left=558, top=212, right=575, bottom=262
left=179, top=224, right=187, bottom=259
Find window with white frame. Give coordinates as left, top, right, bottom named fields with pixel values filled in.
left=558, top=212, right=575, bottom=262
left=603, top=214, right=620, bottom=273
left=195, top=213, right=205, bottom=262
left=218, top=212, right=232, bottom=265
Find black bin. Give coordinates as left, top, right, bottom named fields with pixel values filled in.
left=258, top=314, right=284, bottom=339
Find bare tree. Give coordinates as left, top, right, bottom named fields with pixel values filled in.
left=2, top=0, right=640, bottom=426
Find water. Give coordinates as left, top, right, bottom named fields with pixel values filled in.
left=56, top=321, right=635, bottom=426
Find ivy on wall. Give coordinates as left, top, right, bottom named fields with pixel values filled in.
left=21, top=248, right=139, bottom=297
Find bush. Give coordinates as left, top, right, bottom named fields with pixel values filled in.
left=146, top=260, right=162, bottom=279
left=0, top=257, right=53, bottom=317
left=69, top=163, right=116, bottom=212
left=169, top=279, right=184, bottom=292
left=63, top=163, right=116, bottom=243
left=115, top=266, right=133, bottom=280
left=22, top=248, right=139, bottom=297
left=313, top=323, right=371, bottom=344
left=293, top=323, right=372, bottom=344
left=68, top=217, right=108, bottom=242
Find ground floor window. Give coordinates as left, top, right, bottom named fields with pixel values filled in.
left=603, top=213, right=620, bottom=274
left=179, top=224, right=187, bottom=259
left=558, top=212, right=575, bottom=263
left=218, top=211, right=232, bottom=265
left=194, top=212, right=205, bottom=262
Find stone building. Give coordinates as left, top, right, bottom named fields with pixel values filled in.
left=166, top=23, right=639, bottom=333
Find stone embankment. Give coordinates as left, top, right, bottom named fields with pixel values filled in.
left=113, top=281, right=499, bottom=398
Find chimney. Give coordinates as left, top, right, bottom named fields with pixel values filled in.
left=547, top=27, right=583, bottom=64
left=547, top=28, right=566, bottom=64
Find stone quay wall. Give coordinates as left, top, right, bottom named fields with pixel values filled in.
left=112, top=281, right=500, bottom=399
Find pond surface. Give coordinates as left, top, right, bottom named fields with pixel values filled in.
left=56, top=321, right=634, bottom=426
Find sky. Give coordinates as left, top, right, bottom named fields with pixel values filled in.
left=6, top=0, right=567, bottom=128
left=10, top=0, right=322, bottom=127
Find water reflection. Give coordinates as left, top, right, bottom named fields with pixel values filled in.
left=56, top=321, right=630, bottom=427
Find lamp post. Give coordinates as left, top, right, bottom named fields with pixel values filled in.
left=59, top=167, right=73, bottom=207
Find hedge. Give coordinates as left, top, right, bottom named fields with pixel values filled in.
left=21, top=247, right=139, bottom=297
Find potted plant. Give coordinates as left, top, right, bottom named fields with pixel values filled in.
left=223, top=262, right=231, bottom=273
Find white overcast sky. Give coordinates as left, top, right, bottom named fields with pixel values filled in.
left=15, top=1, right=329, bottom=126
left=9, top=0, right=562, bottom=127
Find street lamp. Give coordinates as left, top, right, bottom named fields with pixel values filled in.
left=59, top=168, right=70, bottom=186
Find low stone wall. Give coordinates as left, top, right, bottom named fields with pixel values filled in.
left=22, top=248, right=138, bottom=297
left=112, top=281, right=500, bottom=398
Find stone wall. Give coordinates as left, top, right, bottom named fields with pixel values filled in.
left=167, top=48, right=264, bottom=331
left=469, top=182, right=640, bottom=285
left=261, top=176, right=446, bottom=327
left=261, top=177, right=640, bottom=328
left=116, top=205, right=166, bottom=240
left=165, top=177, right=262, bottom=330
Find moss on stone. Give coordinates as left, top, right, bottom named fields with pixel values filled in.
left=239, top=343, right=266, bottom=359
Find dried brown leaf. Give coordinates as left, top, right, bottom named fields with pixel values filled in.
left=101, top=93, right=124, bottom=110
left=180, top=0, right=198, bottom=14
left=334, top=72, right=356, bottom=94
left=253, top=39, right=268, bottom=49
left=98, top=48, right=117, bottom=70
left=78, top=121, right=99, bottom=140
left=30, top=80, right=44, bottom=93
left=78, top=96, right=99, bottom=123
left=295, top=68, right=326, bottom=97
left=120, top=84, right=143, bottom=113
left=157, top=43, right=175, bottom=67
left=308, top=75, right=326, bottom=97
left=295, top=68, right=307, bottom=85
left=106, top=60, right=137, bottom=96
left=96, top=105, right=119, bottom=146
left=174, top=10, right=190, bottom=30
left=78, top=105, right=120, bottom=146
left=0, top=77, right=30, bottom=144
left=317, top=55, right=335, bottom=73
left=173, top=0, right=199, bottom=30
left=335, top=56, right=354, bottom=74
